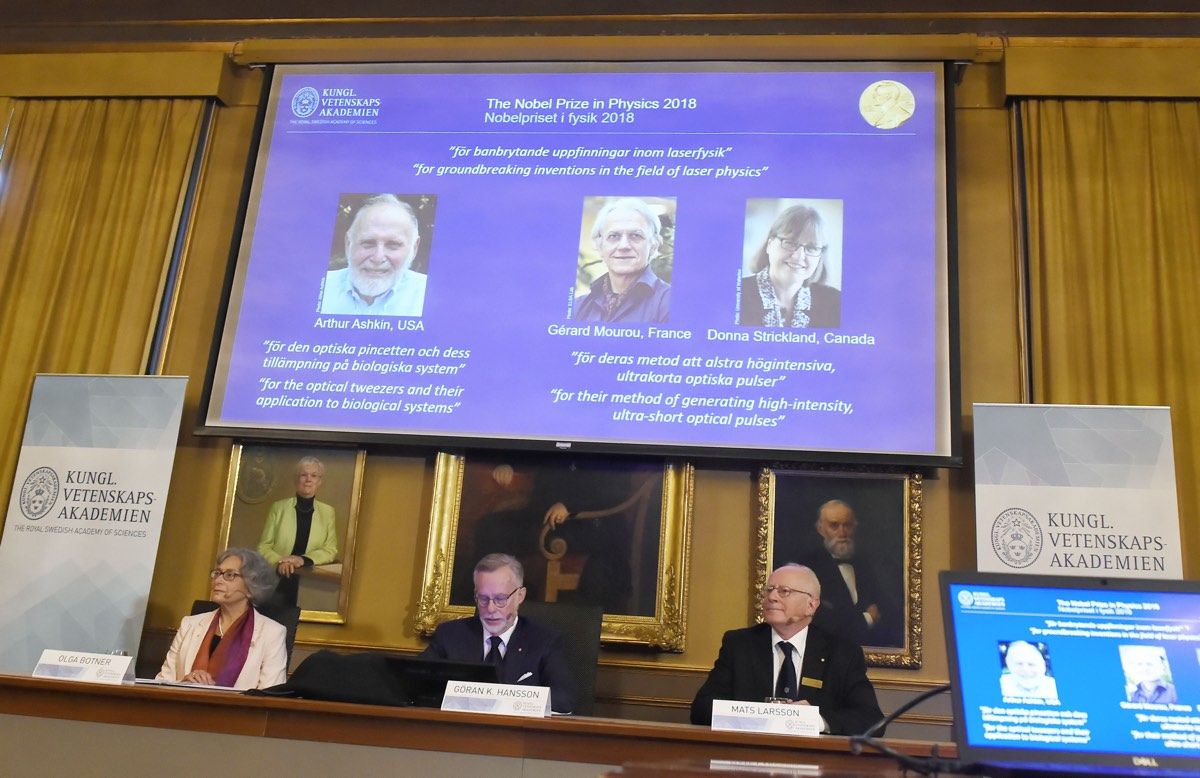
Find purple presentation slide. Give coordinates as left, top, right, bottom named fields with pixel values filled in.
left=207, top=63, right=954, bottom=461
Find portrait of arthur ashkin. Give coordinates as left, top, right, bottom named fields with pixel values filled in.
left=999, top=640, right=1059, bottom=701
left=572, top=196, right=671, bottom=324
left=319, top=193, right=428, bottom=317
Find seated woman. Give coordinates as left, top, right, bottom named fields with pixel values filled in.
left=740, top=204, right=841, bottom=328
left=156, top=547, right=288, bottom=690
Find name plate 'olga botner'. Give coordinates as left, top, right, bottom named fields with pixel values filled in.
left=32, top=649, right=133, bottom=685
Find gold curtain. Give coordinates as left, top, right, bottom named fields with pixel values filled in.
left=1020, top=99, right=1200, bottom=572
left=0, top=97, right=204, bottom=513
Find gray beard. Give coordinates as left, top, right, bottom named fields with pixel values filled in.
left=352, top=268, right=398, bottom=300
left=824, top=536, right=855, bottom=561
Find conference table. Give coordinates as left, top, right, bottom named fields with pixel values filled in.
left=0, top=674, right=955, bottom=776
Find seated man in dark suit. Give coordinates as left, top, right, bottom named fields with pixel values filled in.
left=690, top=563, right=884, bottom=735
left=422, top=553, right=576, bottom=713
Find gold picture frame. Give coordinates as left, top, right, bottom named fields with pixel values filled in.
left=753, top=467, right=923, bottom=669
left=220, top=443, right=365, bottom=625
left=417, top=452, right=694, bottom=651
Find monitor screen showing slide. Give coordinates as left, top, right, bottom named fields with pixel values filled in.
left=941, top=571, right=1200, bottom=775
left=203, top=62, right=958, bottom=464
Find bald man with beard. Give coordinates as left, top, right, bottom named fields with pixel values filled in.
left=804, top=499, right=901, bottom=647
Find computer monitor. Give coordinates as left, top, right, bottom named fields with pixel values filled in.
left=384, top=655, right=499, bottom=708
left=941, top=571, right=1200, bottom=776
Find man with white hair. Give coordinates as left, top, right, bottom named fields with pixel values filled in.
left=804, top=499, right=897, bottom=647
left=1000, top=640, right=1059, bottom=701
left=573, top=196, right=670, bottom=323
left=690, top=563, right=884, bottom=735
left=320, top=194, right=428, bottom=316
left=1121, top=645, right=1177, bottom=704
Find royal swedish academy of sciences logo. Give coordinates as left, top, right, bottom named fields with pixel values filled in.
left=20, top=466, right=60, bottom=520
left=991, top=507, right=1043, bottom=568
left=291, top=87, right=321, bottom=118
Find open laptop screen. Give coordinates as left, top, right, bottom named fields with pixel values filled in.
left=941, top=571, right=1200, bottom=775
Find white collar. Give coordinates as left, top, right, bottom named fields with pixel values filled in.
left=483, top=615, right=519, bottom=648
left=771, top=625, right=809, bottom=653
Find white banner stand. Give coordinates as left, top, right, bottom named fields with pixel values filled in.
left=0, top=374, right=188, bottom=674
left=974, top=404, right=1181, bottom=579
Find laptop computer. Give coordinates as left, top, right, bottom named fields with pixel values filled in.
left=941, top=571, right=1200, bottom=777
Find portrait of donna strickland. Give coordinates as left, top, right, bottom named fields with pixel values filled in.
left=738, top=198, right=843, bottom=329
left=318, top=193, right=436, bottom=317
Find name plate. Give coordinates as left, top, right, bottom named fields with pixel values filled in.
left=441, top=680, right=551, bottom=717
left=711, top=699, right=822, bottom=737
left=33, top=650, right=133, bottom=685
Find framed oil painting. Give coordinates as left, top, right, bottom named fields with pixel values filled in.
left=417, top=452, right=694, bottom=650
left=220, top=443, right=364, bottom=624
left=754, top=467, right=923, bottom=668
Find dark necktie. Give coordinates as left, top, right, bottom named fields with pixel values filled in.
left=485, top=635, right=503, bottom=665
left=775, top=641, right=797, bottom=700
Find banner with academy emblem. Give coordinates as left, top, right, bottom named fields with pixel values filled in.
left=974, top=404, right=1182, bottom=579
left=0, top=374, right=187, bottom=674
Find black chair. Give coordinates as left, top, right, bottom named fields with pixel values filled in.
left=190, top=600, right=302, bottom=667
left=519, top=600, right=603, bottom=716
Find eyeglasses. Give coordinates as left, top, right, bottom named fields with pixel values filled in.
left=760, top=585, right=814, bottom=600
left=602, top=230, right=648, bottom=246
left=773, top=236, right=827, bottom=257
left=209, top=568, right=244, bottom=582
left=475, top=586, right=524, bottom=609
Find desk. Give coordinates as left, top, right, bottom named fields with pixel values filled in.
left=0, top=675, right=955, bottom=777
